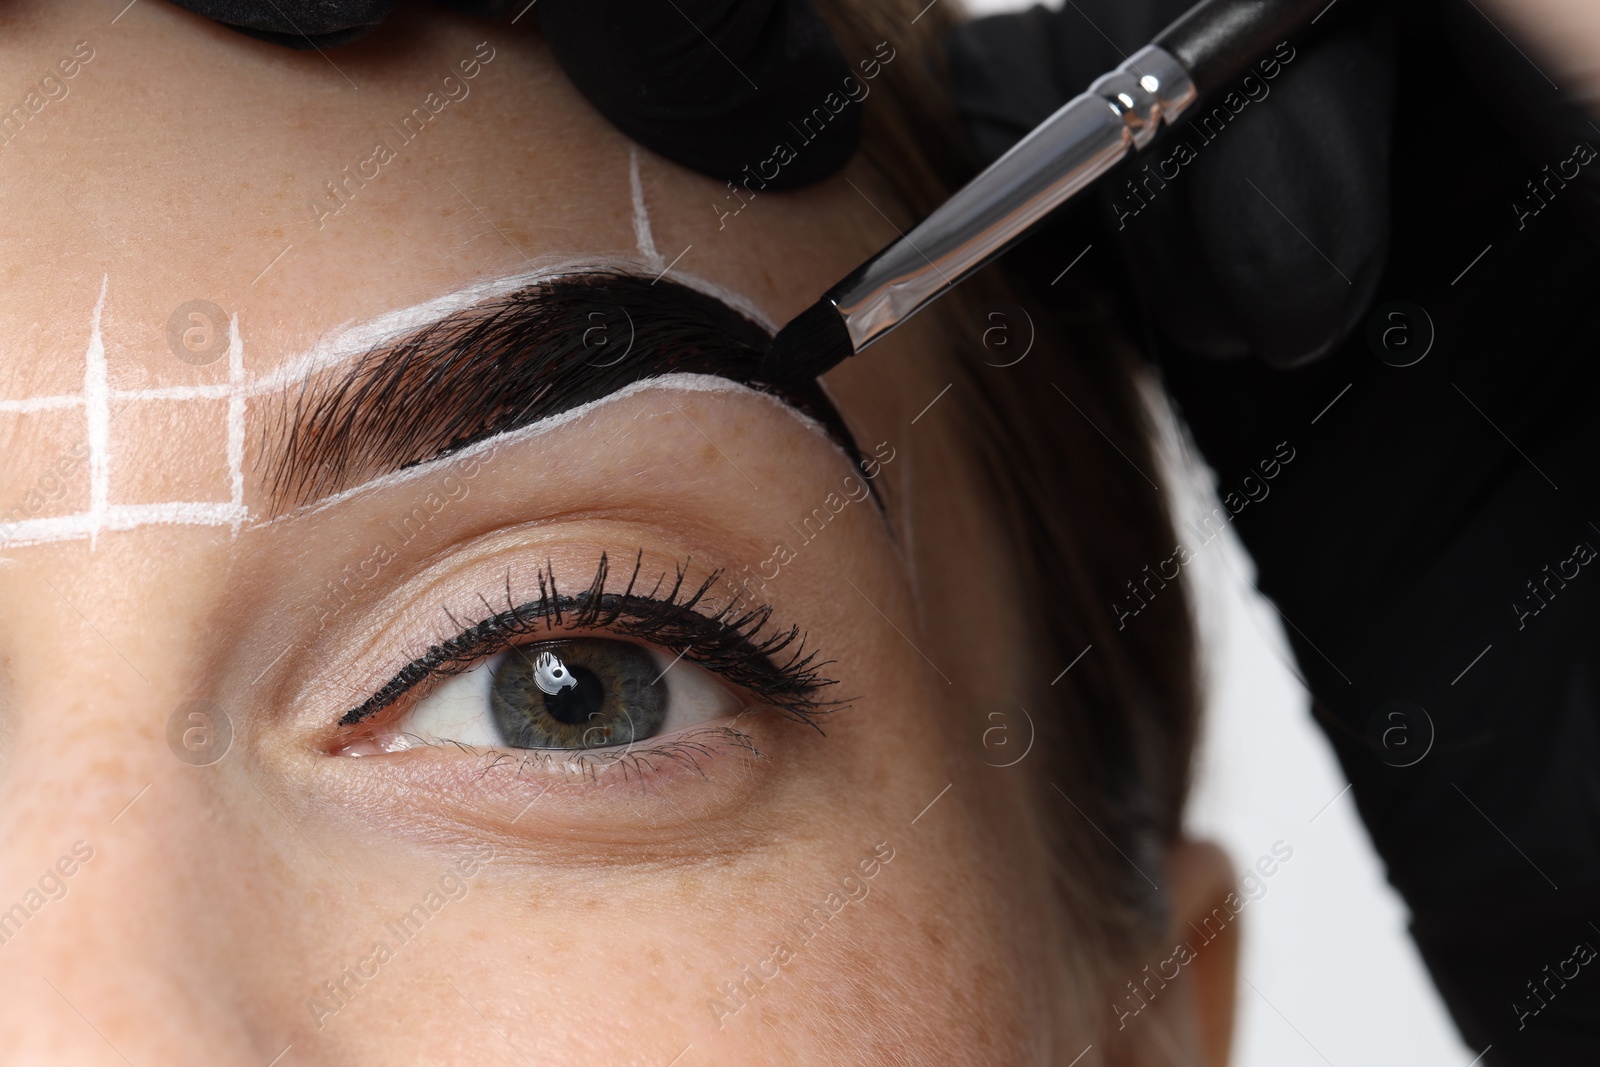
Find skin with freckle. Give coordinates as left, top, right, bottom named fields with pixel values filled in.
left=0, top=2, right=1238, bottom=1065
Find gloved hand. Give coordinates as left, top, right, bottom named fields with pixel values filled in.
left=945, top=5, right=1600, bottom=1065
left=944, top=0, right=1600, bottom=367
left=163, top=0, right=861, bottom=189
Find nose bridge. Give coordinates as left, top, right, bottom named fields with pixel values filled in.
left=0, top=550, right=280, bottom=1063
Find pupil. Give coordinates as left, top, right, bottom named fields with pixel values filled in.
left=541, top=664, right=604, bottom=725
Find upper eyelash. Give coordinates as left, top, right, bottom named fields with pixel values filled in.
left=338, top=550, right=840, bottom=729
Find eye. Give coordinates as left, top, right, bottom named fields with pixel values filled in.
left=329, top=554, right=841, bottom=763
left=361, top=637, right=745, bottom=753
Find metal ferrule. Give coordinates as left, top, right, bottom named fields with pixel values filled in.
left=829, top=44, right=1197, bottom=352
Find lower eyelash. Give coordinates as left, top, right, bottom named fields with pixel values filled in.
left=383, top=722, right=767, bottom=784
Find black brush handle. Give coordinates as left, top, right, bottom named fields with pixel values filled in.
left=1156, top=0, right=1331, bottom=94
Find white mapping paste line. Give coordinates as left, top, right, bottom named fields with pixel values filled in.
left=2, top=503, right=250, bottom=545
left=241, top=257, right=780, bottom=398
left=0, top=395, right=85, bottom=413
left=85, top=275, right=110, bottom=548
left=251, top=372, right=838, bottom=533
left=240, top=255, right=653, bottom=399
left=227, top=312, right=245, bottom=532
left=0, top=264, right=793, bottom=548
left=0, top=385, right=235, bottom=410
left=673, top=269, right=778, bottom=333
left=2, top=261, right=779, bottom=413
left=630, top=145, right=666, bottom=275
left=3, top=372, right=818, bottom=549
left=115, top=384, right=235, bottom=402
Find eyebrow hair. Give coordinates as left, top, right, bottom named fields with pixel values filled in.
left=265, top=272, right=862, bottom=507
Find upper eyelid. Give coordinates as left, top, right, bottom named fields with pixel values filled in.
left=337, top=552, right=838, bottom=729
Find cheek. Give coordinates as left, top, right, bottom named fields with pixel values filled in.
left=337, top=766, right=1065, bottom=1064
left=405, top=844, right=1056, bottom=1064
left=777, top=848, right=1059, bottom=1061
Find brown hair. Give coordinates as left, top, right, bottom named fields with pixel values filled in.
left=812, top=0, right=1201, bottom=1051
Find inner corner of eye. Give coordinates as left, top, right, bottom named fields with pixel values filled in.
left=335, top=638, right=741, bottom=758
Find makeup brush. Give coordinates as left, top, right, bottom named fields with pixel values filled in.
left=761, top=0, right=1331, bottom=381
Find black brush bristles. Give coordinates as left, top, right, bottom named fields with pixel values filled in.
left=761, top=299, right=854, bottom=383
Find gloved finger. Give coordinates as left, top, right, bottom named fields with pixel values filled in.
left=945, top=1, right=1397, bottom=367
left=1122, top=14, right=1395, bottom=366
left=944, top=0, right=1197, bottom=165
left=161, top=0, right=862, bottom=190
left=537, top=0, right=860, bottom=189
left=159, top=0, right=397, bottom=47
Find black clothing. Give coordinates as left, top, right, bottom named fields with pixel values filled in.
left=948, top=3, right=1600, bottom=1061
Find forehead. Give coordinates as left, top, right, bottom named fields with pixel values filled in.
left=0, top=2, right=875, bottom=376
left=0, top=3, right=880, bottom=533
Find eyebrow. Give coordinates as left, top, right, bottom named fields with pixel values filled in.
left=265, top=272, right=862, bottom=507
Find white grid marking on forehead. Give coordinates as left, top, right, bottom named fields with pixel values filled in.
left=228, top=310, right=245, bottom=534
left=86, top=273, right=110, bottom=547
left=0, top=275, right=249, bottom=549
left=630, top=144, right=666, bottom=276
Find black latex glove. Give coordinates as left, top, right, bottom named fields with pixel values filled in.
left=949, top=4, right=1600, bottom=1064
left=948, top=0, right=1395, bottom=366
left=161, top=0, right=859, bottom=188
left=946, top=0, right=1600, bottom=367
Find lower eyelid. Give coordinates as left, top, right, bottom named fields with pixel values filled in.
left=471, top=721, right=764, bottom=780
left=314, top=717, right=788, bottom=858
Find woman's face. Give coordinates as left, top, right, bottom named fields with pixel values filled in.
left=0, top=4, right=1074, bottom=1063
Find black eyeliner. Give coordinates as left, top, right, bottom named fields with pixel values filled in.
left=338, top=551, right=838, bottom=729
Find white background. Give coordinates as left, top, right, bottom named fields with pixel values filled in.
left=955, top=1, right=1478, bottom=1061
